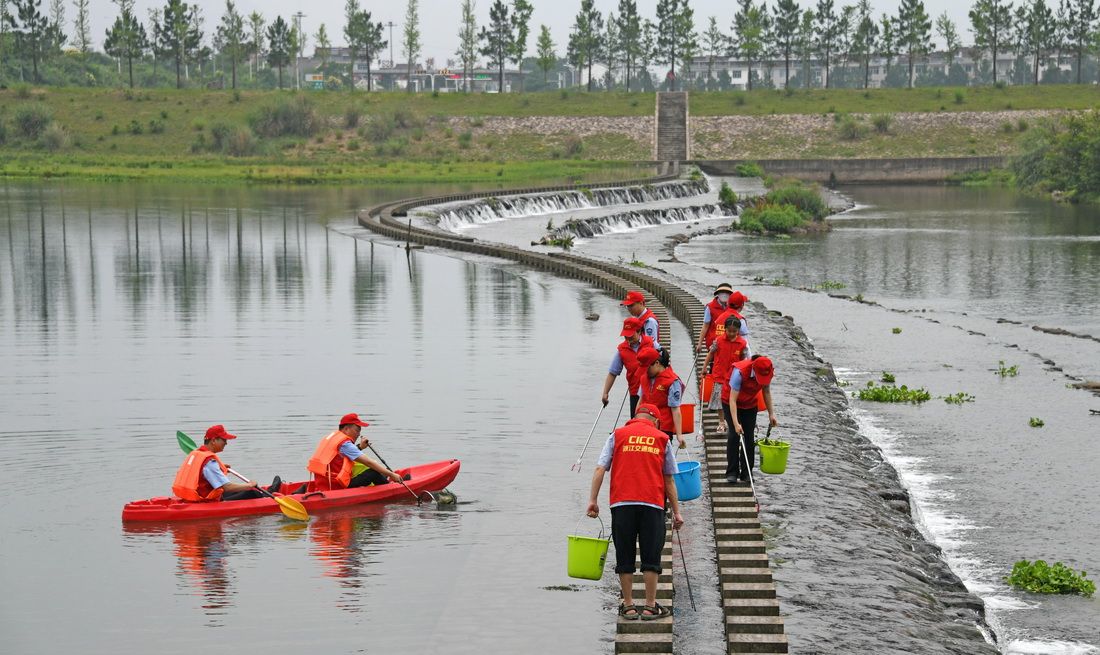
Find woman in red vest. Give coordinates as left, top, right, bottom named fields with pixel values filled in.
left=307, top=412, right=405, bottom=491
left=586, top=403, right=684, bottom=620
left=701, top=315, right=750, bottom=433
left=726, top=356, right=778, bottom=484
left=621, top=290, right=660, bottom=344
left=636, top=347, right=686, bottom=450
left=601, top=316, right=662, bottom=417
left=172, top=425, right=281, bottom=502
left=696, top=286, right=750, bottom=352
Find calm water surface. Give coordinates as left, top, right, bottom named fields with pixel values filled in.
left=0, top=181, right=651, bottom=654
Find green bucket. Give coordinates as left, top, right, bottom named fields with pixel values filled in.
left=757, top=440, right=791, bottom=475
left=567, top=516, right=611, bottom=581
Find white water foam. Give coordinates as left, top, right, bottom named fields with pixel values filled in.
left=1003, top=640, right=1099, bottom=655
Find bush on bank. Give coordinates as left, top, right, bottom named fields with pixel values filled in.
left=1012, top=110, right=1100, bottom=202
left=736, top=181, right=829, bottom=235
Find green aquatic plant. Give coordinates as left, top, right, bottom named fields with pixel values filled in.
left=1029, top=417, right=1045, bottom=428
left=881, top=372, right=896, bottom=383
left=734, top=161, right=765, bottom=178
left=892, top=327, right=902, bottom=334
left=544, top=235, right=574, bottom=251
left=718, top=181, right=738, bottom=207
left=943, top=392, right=976, bottom=405
left=857, top=381, right=931, bottom=403
left=996, top=361, right=1020, bottom=378
left=1006, top=560, right=1095, bottom=596
left=816, top=280, right=847, bottom=290
left=629, top=259, right=647, bottom=268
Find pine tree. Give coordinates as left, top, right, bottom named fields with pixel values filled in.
left=343, top=0, right=359, bottom=89
left=511, top=0, right=533, bottom=90
left=346, top=10, right=385, bottom=91
left=1064, top=0, right=1094, bottom=82
left=1019, top=0, right=1055, bottom=83
left=266, top=14, right=290, bottom=88
left=480, top=0, right=513, bottom=92
left=969, top=0, right=1013, bottom=83
left=567, top=0, right=602, bottom=91
left=773, top=0, right=800, bottom=88
left=733, top=0, right=767, bottom=90
left=535, top=24, right=556, bottom=83
left=216, top=0, right=245, bottom=89
left=656, top=0, right=694, bottom=91
left=797, top=8, right=816, bottom=87
left=153, top=0, right=201, bottom=89
left=617, top=0, right=642, bottom=90
left=456, top=0, right=477, bottom=92
left=935, top=12, right=961, bottom=68
left=104, top=5, right=147, bottom=87
left=11, top=0, right=49, bottom=81
left=247, top=11, right=263, bottom=79
left=402, top=0, right=420, bottom=91
left=71, top=0, right=89, bottom=54
left=702, top=16, right=725, bottom=89
left=604, top=11, right=620, bottom=89
left=814, top=0, right=839, bottom=88
left=896, top=0, right=932, bottom=87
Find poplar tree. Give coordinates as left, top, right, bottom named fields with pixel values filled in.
left=314, top=23, right=331, bottom=77
left=266, top=14, right=290, bottom=88
left=342, top=0, right=359, bottom=89
left=456, top=0, right=477, bottom=92
left=814, top=0, right=839, bottom=87
left=617, top=0, right=642, bottom=91
left=970, top=0, right=1013, bottom=83
left=104, top=5, right=147, bottom=87
left=535, top=23, right=556, bottom=83
left=773, top=0, right=800, bottom=88
left=567, top=0, right=602, bottom=91
left=216, top=0, right=245, bottom=89
left=896, top=0, right=932, bottom=87
left=247, top=10, right=263, bottom=78
left=935, top=12, right=961, bottom=67
left=402, top=0, right=420, bottom=91
left=71, top=0, right=89, bottom=54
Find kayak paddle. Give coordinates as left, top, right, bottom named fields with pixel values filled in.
left=176, top=431, right=309, bottom=522
left=362, top=441, right=433, bottom=506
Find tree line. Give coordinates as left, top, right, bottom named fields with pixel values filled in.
left=1, top=0, right=1098, bottom=91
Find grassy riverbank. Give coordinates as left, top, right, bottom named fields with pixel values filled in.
left=2, top=86, right=1098, bottom=184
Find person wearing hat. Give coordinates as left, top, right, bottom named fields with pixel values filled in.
left=697, top=283, right=734, bottom=351
left=700, top=315, right=750, bottom=433
left=586, top=402, right=684, bottom=621
left=171, top=425, right=282, bottom=502
left=621, top=290, right=660, bottom=344
left=636, top=347, right=687, bottom=450
left=726, top=356, right=778, bottom=484
left=306, top=413, right=405, bottom=491
left=602, top=316, right=663, bottom=417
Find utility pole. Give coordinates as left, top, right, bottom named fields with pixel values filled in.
left=294, top=12, right=305, bottom=91
left=386, top=21, right=395, bottom=66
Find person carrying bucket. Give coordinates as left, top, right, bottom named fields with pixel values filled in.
left=306, top=413, right=406, bottom=491
left=636, top=347, right=686, bottom=450
left=621, top=290, right=660, bottom=344
left=601, top=317, right=662, bottom=417
left=726, top=357, right=778, bottom=484
left=700, top=315, right=750, bottom=434
left=586, top=403, right=684, bottom=621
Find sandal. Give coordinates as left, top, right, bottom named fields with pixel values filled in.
left=640, top=603, right=670, bottom=620
left=618, top=603, right=641, bottom=620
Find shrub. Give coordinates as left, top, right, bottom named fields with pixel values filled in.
left=954, top=91, right=965, bottom=105
left=1016, top=118, right=1029, bottom=132
left=346, top=138, right=360, bottom=151
left=1001, top=121, right=1015, bottom=134
left=457, top=131, right=473, bottom=148
left=564, top=135, right=584, bottom=156
left=470, top=116, right=485, bottom=127
left=385, top=137, right=408, bottom=156
left=738, top=215, right=765, bottom=234
left=872, top=114, right=892, bottom=134
left=40, top=123, right=70, bottom=151
left=14, top=84, right=32, bottom=99
left=739, top=204, right=805, bottom=234
left=344, top=106, right=361, bottom=128
left=249, top=95, right=318, bottom=137
left=209, top=121, right=257, bottom=156
left=94, top=110, right=104, bottom=121
left=837, top=115, right=866, bottom=140
left=718, top=181, right=738, bottom=206
left=1006, top=560, right=1094, bottom=596
left=111, top=124, right=120, bottom=136
left=232, top=90, right=241, bottom=103
left=733, top=161, right=764, bottom=177
left=765, top=183, right=828, bottom=220
left=192, top=118, right=207, bottom=131
left=148, top=119, right=166, bottom=134
left=735, top=95, right=746, bottom=106
left=14, top=104, right=53, bottom=139
left=128, top=120, right=143, bottom=135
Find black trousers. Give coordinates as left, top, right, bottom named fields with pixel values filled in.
left=349, top=468, right=390, bottom=488
left=629, top=394, right=639, bottom=418
left=611, top=504, right=666, bottom=574
left=724, top=403, right=758, bottom=480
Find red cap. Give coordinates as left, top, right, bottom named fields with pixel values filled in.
left=752, top=357, right=774, bottom=385
left=637, top=347, right=660, bottom=367
left=204, top=424, right=236, bottom=441
left=621, top=290, right=645, bottom=306
left=340, top=412, right=370, bottom=428
left=730, top=291, right=748, bottom=309
left=620, top=317, right=643, bottom=337
left=635, top=403, right=661, bottom=421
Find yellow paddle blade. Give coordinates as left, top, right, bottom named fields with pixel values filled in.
left=274, top=495, right=309, bottom=522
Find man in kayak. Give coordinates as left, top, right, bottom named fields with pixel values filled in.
left=601, top=316, right=662, bottom=417
left=172, top=425, right=282, bottom=502
left=727, top=356, right=778, bottom=484
left=307, top=413, right=406, bottom=491
left=586, top=403, right=684, bottom=621
left=621, top=290, right=660, bottom=344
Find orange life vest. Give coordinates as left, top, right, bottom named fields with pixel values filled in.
left=639, top=366, right=683, bottom=433
left=307, top=431, right=355, bottom=490
left=732, top=359, right=769, bottom=411
left=609, top=418, right=670, bottom=508
left=172, top=446, right=228, bottom=502
left=703, top=297, right=729, bottom=348
left=617, top=335, right=655, bottom=395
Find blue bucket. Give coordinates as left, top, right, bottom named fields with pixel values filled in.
left=673, top=461, right=702, bottom=501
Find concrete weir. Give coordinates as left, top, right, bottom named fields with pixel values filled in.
left=358, top=171, right=788, bottom=654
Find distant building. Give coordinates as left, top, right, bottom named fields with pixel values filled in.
left=308, top=47, right=522, bottom=91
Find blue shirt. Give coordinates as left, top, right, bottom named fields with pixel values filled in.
left=202, top=459, right=230, bottom=490
left=608, top=338, right=663, bottom=375
left=703, top=305, right=750, bottom=336
left=642, top=316, right=659, bottom=342
left=596, top=430, right=678, bottom=510
left=666, top=380, right=683, bottom=407
left=338, top=440, right=363, bottom=461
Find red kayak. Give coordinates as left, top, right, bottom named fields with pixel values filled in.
left=122, top=459, right=460, bottom=522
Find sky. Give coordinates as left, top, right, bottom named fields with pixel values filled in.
left=84, top=0, right=973, bottom=64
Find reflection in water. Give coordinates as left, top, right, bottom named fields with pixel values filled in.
left=308, top=506, right=387, bottom=612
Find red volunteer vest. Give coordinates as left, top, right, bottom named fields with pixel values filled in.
left=716, top=336, right=750, bottom=401
left=172, top=446, right=227, bottom=502
left=639, top=366, right=683, bottom=433
left=732, top=359, right=768, bottom=410
left=703, top=298, right=729, bottom=348
left=637, top=308, right=660, bottom=343
left=714, top=307, right=746, bottom=340
left=609, top=418, right=669, bottom=507
left=617, top=335, right=655, bottom=395
left=307, top=431, right=356, bottom=490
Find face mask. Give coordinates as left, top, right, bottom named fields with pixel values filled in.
left=717, top=292, right=731, bottom=303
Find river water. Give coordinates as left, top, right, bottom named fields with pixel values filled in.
left=441, top=179, right=1100, bottom=654
left=0, top=180, right=685, bottom=654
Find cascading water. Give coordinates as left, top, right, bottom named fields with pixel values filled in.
left=546, top=204, right=735, bottom=240
left=430, top=178, right=710, bottom=231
